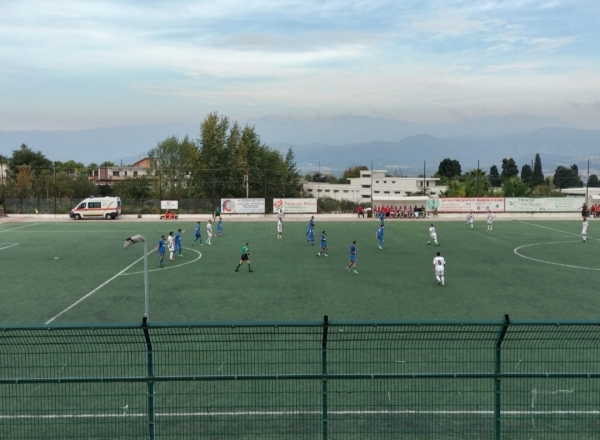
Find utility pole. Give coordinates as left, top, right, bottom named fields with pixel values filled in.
left=370, top=161, right=373, bottom=203
left=423, top=161, right=426, bottom=195
left=586, top=158, right=590, bottom=207
left=245, top=172, right=249, bottom=198
left=477, top=160, right=480, bottom=197
left=53, top=161, right=57, bottom=215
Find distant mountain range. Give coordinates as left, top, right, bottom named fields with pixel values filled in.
left=0, top=115, right=597, bottom=176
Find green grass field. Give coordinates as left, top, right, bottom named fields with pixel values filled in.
left=2, top=217, right=599, bottom=439
left=0, top=216, right=597, bottom=325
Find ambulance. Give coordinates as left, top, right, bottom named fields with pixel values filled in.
left=69, top=196, right=122, bottom=220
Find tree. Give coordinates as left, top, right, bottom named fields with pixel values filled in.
left=520, top=164, right=532, bottom=185
left=149, top=135, right=200, bottom=199
left=437, top=158, right=462, bottom=180
left=489, top=165, right=501, bottom=187
left=532, top=153, right=544, bottom=186
left=282, top=147, right=301, bottom=197
left=501, top=158, right=519, bottom=180
left=588, top=174, right=599, bottom=188
left=501, top=177, right=529, bottom=197
left=341, top=165, right=369, bottom=182
left=553, top=165, right=583, bottom=189
left=8, top=144, right=52, bottom=178
left=14, top=165, right=33, bottom=200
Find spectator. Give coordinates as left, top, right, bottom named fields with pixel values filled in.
left=357, top=205, right=364, bottom=218
left=420, top=205, right=427, bottom=219
left=582, top=203, right=588, bottom=218
left=408, top=206, right=413, bottom=217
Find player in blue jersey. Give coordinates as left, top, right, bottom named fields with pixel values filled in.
left=347, top=241, right=358, bottom=274
left=217, top=217, right=223, bottom=237
left=378, top=210, right=385, bottom=225
left=377, top=224, right=385, bottom=250
left=307, top=227, right=315, bottom=245
left=317, top=231, right=328, bottom=257
left=306, top=216, right=315, bottom=241
left=157, top=235, right=166, bottom=268
left=174, top=229, right=183, bottom=257
left=191, top=221, right=203, bottom=245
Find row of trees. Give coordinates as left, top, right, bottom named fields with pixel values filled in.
left=436, top=154, right=592, bottom=197
left=0, top=113, right=303, bottom=206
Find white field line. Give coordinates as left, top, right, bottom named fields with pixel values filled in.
left=1, top=410, right=599, bottom=419
left=519, top=221, right=597, bottom=241
left=0, top=243, right=19, bottom=251
left=513, top=241, right=600, bottom=271
left=0, top=223, right=37, bottom=233
left=45, top=248, right=156, bottom=325
left=120, top=247, right=201, bottom=276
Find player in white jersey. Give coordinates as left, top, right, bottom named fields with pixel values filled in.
left=167, top=231, right=175, bottom=261
left=486, top=211, right=494, bottom=231
left=432, top=252, right=446, bottom=285
left=582, top=217, right=589, bottom=243
left=277, top=209, right=284, bottom=222
left=428, top=224, right=439, bottom=246
left=466, top=212, right=474, bottom=229
left=206, top=220, right=213, bottom=245
left=277, top=219, right=283, bottom=239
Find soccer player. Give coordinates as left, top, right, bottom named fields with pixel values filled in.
left=277, top=218, right=283, bottom=239
left=235, top=242, right=253, bottom=272
left=277, top=209, right=284, bottom=223
left=378, top=210, right=385, bottom=225
left=582, top=217, right=589, bottom=243
left=157, top=235, right=166, bottom=268
left=167, top=231, right=175, bottom=260
left=433, top=251, right=445, bottom=285
left=347, top=241, right=358, bottom=274
left=306, top=216, right=315, bottom=242
left=214, top=205, right=221, bottom=221
left=174, top=229, right=183, bottom=257
left=318, top=231, right=328, bottom=257
left=307, top=227, right=315, bottom=245
left=216, top=217, right=223, bottom=237
left=486, top=210, right=494, bottom=231
left=377, top=224, right=385, bottom=250
left=429, top=224, right=439, bottom=246
left=466, top=212, right=474, bottom=229
left=191, top=221, right=203, bottom=245
left=206, top=220, right=213, bottom=245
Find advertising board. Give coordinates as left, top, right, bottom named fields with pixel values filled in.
left=505, top=197, right=584, bottom=212
left=437, top=197, right=505, bottom=213
left=221, top=198, right=266, bottom=214
left=272, top=198, right=317, bottom=214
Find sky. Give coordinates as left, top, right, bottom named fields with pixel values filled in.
left=1, top=0, right=600, bottom=130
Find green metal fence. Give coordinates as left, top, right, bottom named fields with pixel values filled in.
left=1, top=316, right=599, bottom=439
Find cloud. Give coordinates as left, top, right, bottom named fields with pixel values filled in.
left=410, top=9, right=487, bottom=36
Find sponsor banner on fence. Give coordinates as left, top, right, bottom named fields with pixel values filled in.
left=273, top=198, right=317, bottom=214
left=438, top=197, right=505, bottom=213
left=221, top=198, right=266, bottom=214
left=160, top=200, right=179, bottom=210
left=505, top=197, right=585, bottom=212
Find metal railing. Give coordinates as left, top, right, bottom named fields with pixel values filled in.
left=1, top=316, right=599, bottom=439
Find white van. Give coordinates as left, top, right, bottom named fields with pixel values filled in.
left=70, top=197, right=122, bottom=220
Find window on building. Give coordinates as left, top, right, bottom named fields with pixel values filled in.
left=363, top=174, right=370, bottom=178
left=362, top=195, right=370, bottom=198
left=325, top=190, right=330, bottom=192
left=133, top=171, right=138, bottom=176
left=384, top=181, right=387, bottom=183
left=112, top=171, right=120, bottom=177
left=343, top=190, right=349, bottom=193
left=307, top=189, right=313, bottom=192
left=334, top=190, right=339, bottom=193
left=394, top=191, right=400, bottom=194
left=362, top=185, right=371, bottom=188
left=392, top=181, right=395, bottom=183
left=124, top=171, right=128, bottom=176
left=375, top=181, right=379, bottom=183
left=374, top=191, right=380, bottom=194
left=384, top=191, right=390, bottom=194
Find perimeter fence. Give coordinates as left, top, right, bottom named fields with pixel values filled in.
left=1, top=316, right=599, bottom=439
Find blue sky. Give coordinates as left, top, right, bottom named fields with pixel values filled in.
left=1, top=0, right=599, bottom=130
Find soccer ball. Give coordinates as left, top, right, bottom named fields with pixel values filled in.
left=427, top=241, right=430, bottom=245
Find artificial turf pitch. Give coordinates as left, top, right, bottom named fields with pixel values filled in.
left=0, top=217, right=597, bottom=325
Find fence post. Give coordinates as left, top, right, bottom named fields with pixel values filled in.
left=494, top=314, right=510, bottom=440
left=322, top=315, right=329, bottom=440
left=142, top=316, right=156, bottom=440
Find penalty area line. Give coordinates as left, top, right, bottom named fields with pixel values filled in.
left=0, top=223, right=37, bottom=234
left=0, top=243, right=19, bottom=251
left=45, top=249, right=155, bottom=325
left=518, top=221, right=597, bottom=241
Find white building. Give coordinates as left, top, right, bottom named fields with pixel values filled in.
left=303, top=170, right=447, bottom=203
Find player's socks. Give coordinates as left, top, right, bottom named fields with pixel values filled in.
left=436, top=275, right=441, bottom=283
left=441, top=276, right=445, bottom=286
left=318, top=252, right=321, bottom=256
left=235, top=264, right=241, bottom=271
left=354, top=270, right=358, bottom=274
left=248, top=264, right=252, bottom=272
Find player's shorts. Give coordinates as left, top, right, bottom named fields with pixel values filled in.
left=241, top=254, right=249, bottom=261
left=168, top=246, right=175, bottom=252
left=175, top=242, right=181, bottom=248
left=159, top=250, right=165, bottom=256
left=435, top=269, right=444, bottom=276
left=195, top=233, right=201, bottom=238
left=208, top=232, right=213, bottom=238
left=321, top=242, right=327, bottom=248
left=350, top=255, right=356, bottom=262
left=430, top=233, right=437, bottom=240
